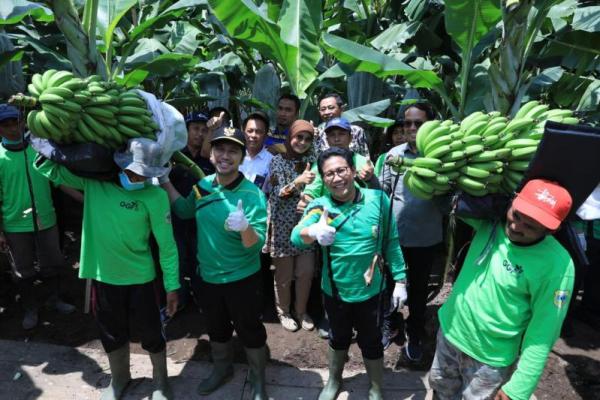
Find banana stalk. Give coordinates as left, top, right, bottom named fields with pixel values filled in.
left=171, top=151, right=206, bottom=180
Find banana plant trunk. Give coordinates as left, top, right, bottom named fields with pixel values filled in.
left=488, top=0, right=533, bottom=114
left=51, top=0, right=106, bottom=79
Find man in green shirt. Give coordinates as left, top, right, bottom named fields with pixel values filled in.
left=161, top=127, right=269, bottom=400
left=429, top=179, right=575, bottom=400
left=0, top=104, right=75, bottom=330
left=291, top=147, right=407, bottom=400
left=35, top=137, right=179, bottom=400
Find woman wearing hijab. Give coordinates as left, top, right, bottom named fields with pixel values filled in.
left=264, top=120, right=317, bottom=332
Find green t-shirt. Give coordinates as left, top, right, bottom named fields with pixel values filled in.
left=172, top=173, right=267, bottom=284
left=35, top=158, right=180, bottom=292
left=438, top=218, right=574, bottom=400
left=291, top=187, right=406, bottom=302
left=0, top=145, right=56, bottom=232
left=302, top=153, right=370, bottom=200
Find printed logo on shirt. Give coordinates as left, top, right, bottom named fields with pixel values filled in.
left=120, top=200, right=139, bottom=211
left=371, top=226, right=379, bottom=239
left=165, top=212, right=171, bottom=224
left=502, top=259, right=523, bottom=276
left=553, top=290, right=569, bottom=308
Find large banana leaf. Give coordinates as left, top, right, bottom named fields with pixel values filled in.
left=444, top=0, right=502, bottom=116
left=0, top=0, right=53, bottom=25
left=321, top=33, right=442, bottom=88
left=370, top=21, right=422, bottom=52
left=342, top=98, right=391, bottom=123
left=96, top=0, right=137, bottom=61
left=572, top=6, right=600, bottom=33
left=208, top=0, right=321, bottom=98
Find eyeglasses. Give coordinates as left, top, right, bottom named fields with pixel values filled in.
left=323, top=166, right=350, bottom=181
left=404, top=120, right=425, bottom=128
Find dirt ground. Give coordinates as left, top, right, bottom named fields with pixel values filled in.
left=0, top=228, right=599, bottom=400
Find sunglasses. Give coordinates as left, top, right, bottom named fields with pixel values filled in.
left=404, top=120, right=425, bottom=128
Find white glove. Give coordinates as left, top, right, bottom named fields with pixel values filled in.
left=307, top=207, right=336, bottom=246
left=225, top=199, right=249, bottom=232
left=29, top=136, right=55, bottom=159
left=390, top=281, right=408, bottom=312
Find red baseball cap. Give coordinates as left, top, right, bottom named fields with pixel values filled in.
left=512, top=179, right=572, bottom=230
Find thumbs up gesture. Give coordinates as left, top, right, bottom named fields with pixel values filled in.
left=225, top=199, right=249, bottom=232
left=307, top=208, right=336, bottom=246
left=294, top=162, right=316, bottom=188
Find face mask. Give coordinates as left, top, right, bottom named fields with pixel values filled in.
left=2, top=137, right=23, bottom=146
left=119, top=171, right=146, bottom=191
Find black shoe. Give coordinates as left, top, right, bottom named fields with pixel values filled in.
left=402, top=341, right=423, bottom=364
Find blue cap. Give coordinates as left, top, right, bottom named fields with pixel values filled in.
left=325, top=117, right=351, bottom=133
left=0, top=104, right=19, bottom=122
left=185, top=112, right=209, bottom=124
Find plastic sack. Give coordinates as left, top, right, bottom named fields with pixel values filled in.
left=131, top=90, right=187, bottom=165
left=30, top=136, right=118, bottom=180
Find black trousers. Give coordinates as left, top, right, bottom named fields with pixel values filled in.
left=398, top=245, right=437, bottom=343
left=324, top=292, right=383, bottom=360
left=583, top=238, right=600, bottom=314
left=92, top=280, right=165, bottom=354
left=199, top=271, right=267, bottom=348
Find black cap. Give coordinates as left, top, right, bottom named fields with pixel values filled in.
left=211, top=126, right=246, bottom=149
left=185, top=112, right=209, bottom=124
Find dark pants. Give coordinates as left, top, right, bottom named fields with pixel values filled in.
left=199, top=271, right=267, bottom=349
left=583, top=238, right=600, bottom=314
left=172, top=216, right=200, bottom=305
left=324, top=293, right=383, bottom=360
left=92, top=280, right=165, bottom=354
left=398, top=245, right=437, bottom=343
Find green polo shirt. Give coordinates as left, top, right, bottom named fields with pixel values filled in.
left=172, top=173, right=267, bottom=284
left=291, top=187, right=406, bottom=302
left=438, top=218, right=574, bottom=400
left=302, top=152, right=370, bottom=200
left=0, top=144, right=56, bottom=232
left=35, top=158, right=180, bottom=292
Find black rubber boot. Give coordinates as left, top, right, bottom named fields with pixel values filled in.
left=101, top=344, right=131, bottom=400
left=196, top=340, right=234, bottom=395
left=149, top=349, right=173, bottom=400
left=245, top=346, right=269, bottom=400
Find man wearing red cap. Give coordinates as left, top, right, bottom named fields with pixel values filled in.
left=429, top=179, right=575, bottom=400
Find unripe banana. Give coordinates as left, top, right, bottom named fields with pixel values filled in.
left=440, top=150, right=465, bottom=163
left=507, top=160, right=530, bottom=171
left=505, top=138, right=539, bottom=149
left=413, top=157, right=443, bottom=169
left=470, top=161, right=504, bottom=171
left=464, top=144, right=484, bottom=157
left=457, top=176, right=486, bottom=191
left=411, top=166, right=438, bottom=178
left=27, top=84, right=41, bottom=97
left=404, top=172, right=433, bottom=200
left=39, top=93, right=65, bottom=104
left=482, top=122, right=506, bottom=137
left=559, top=117, right=579, bottom=125
left=513, top=100, right=539, bottom=120
left=509, top=146, right=538, bottom=160
left=32, top=74, right=45, bottom=93
left=415, top=120, right=441, bottom=154
left=427, top=144, right=453, bottom=159
left=424, top=135, right=452, bottom=156
left=525, top=104, right=549, bottom=120
left=47, top=71, right=74, bottom=88
left=437, top=160, right=466, bottom=172
left=464, top=120, right=488, bottom=137
left=460, top=166, right=490, bottom=179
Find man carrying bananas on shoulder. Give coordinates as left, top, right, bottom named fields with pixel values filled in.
left=33, top=138, right=179, bottom=400
left=291, top=147, right=407, bottom=400
left=160, top=126, right=269, bottom=400
left=429, top=179, right=575, bottom=400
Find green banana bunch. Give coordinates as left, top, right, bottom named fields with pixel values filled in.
left=388, top=100, right=580, bottom=198
left=17, top=70, right=159, bottom=149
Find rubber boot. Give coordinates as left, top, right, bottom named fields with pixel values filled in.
left=318, top=347, right=347, bottom=400
left=101, top=344, right=131, bottom=400
left=244, top=346, right=268, bottom=400
left=196, top=340, right=234, bottom=395
left=149, top=349, right=173, bottom=400
left=364, top=357, right=384, bottom=400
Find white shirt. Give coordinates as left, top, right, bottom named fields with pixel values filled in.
left=239, top=147, right=273, bottom=192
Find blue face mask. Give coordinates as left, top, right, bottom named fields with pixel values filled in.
left=119, top=171, right=146, bottom=191
left=2, top=137, right=23, bottom=146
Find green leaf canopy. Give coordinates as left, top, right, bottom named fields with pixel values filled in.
left=207, top=0, right=321, bottom=98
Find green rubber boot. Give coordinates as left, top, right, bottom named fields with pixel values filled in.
left=196, top=340, right=234, bottom=395
left=318, top=347, right=347, bottom=400
left=149, top=349, right=173, bottom=400
left=364, top=357, right=384, bottom=400
left=245, top=346, right=269, bottom=400
left=101, top=344, right=131, bottom=400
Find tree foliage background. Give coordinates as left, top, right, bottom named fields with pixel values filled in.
left=1, top=0, right=599, bottom=130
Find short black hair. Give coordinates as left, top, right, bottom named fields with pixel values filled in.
left=242, top=111, right=270, bottom=131
left=319, top=93, right=344, bottom=108
left=317, top=147, right=355, bottom=176
left=404, top=102, right=435, bottom=121
left=278, top=94, right=301, bottom=113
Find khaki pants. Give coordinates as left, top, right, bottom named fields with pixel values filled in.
left=272, top=252, right=314, bottom=316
